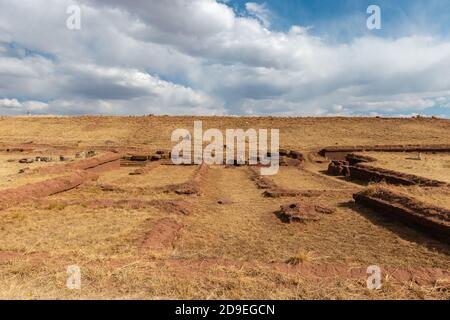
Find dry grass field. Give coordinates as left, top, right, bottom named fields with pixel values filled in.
left=0, top=116, right=449, bottom=300
left=360, top=152, right=450, bottom=184
left=1, top=116, right=450, bottom=150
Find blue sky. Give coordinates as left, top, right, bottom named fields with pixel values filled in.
left=0, top=0, right=449, bottom=117
left=228, top=0, right=450, bottom=39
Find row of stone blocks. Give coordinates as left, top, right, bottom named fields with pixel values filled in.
left=18, top=150, right=97, bottom=164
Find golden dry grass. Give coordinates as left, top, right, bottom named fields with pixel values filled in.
left=0, top=150, right=105, bottom=190
left=0, top=153, right=67, bottom=190
left=0, top=116, right=449, bottom=300
left=1, top=116, right=450, bottom=150
left=361, top=152, right=450, bottom=183
left=271, top=166, right=349, bottom=190
left=381, top=184, right=450, bottom=209
left=96, top=165, right=196, bottom=189
left=1, top=164, right=448, bottom=299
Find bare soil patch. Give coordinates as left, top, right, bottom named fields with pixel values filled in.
left=139, top=218, right=183, bottom=251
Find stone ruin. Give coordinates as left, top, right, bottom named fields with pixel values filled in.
left=16, top=150, right=97, bottom=165
left=276, top=149, right=304, bottom=167
left=75, top=151, right=86, bottom=159
left=18, top=158, right=35, bottom=164
left=75, top=150, right=96, bottom=159
left=276, top=202, right=335, bottom=223
left=35, top=156, right=52, bottom=162
left=327, top=160, right=350, bottom=176
left=124, top=150, right=171, bottom=163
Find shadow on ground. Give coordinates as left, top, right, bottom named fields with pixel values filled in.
left=338, top=200, right=450, bottom=256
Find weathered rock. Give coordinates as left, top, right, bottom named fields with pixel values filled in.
left=276, top=202, right=335, bottom=223
left=130, top=155, right=149, bottom=161
left=36, top=156, right=52, bottom=162
left=346, top=153, right=377, bottom=165
left=280, top=157, right=302, bottom=166
left=75, top=152, right=86, bottom=159
left=327, top=160, right=349, bottom=176
left=151, top=154, right=162, bottom=161
left=19, top=158, right=34, bottom=164
left=290, top=151, right=305, bottom=160
left=98, top=184, right=123, bottom=192
left=86, top=150, right=96, bottom=158
left=18, top=168, right=30, bottom=174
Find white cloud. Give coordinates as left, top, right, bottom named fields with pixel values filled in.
left=245, top=2, right=271, bottom=28
left=0, top=98, right=49, bottom=114
left=0, top=0, right=449, bottom=116
left=0, top=98, right=22, bottom=109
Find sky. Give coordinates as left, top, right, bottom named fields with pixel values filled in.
left=0, top=0, right=450, bottom=117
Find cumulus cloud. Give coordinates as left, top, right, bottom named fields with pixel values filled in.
left=0, top=98, right=48, bottom=114
left=0, top=0, right=449, bottom=116
left=245, top=2, right=271, bottom=28
left=0, top=98, right=22, bottom=109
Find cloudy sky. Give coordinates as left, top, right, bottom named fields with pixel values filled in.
left=1, top=0, right=450, bottom=117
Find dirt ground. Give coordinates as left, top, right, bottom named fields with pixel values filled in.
left=0, top=116, right=449, bottom=300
